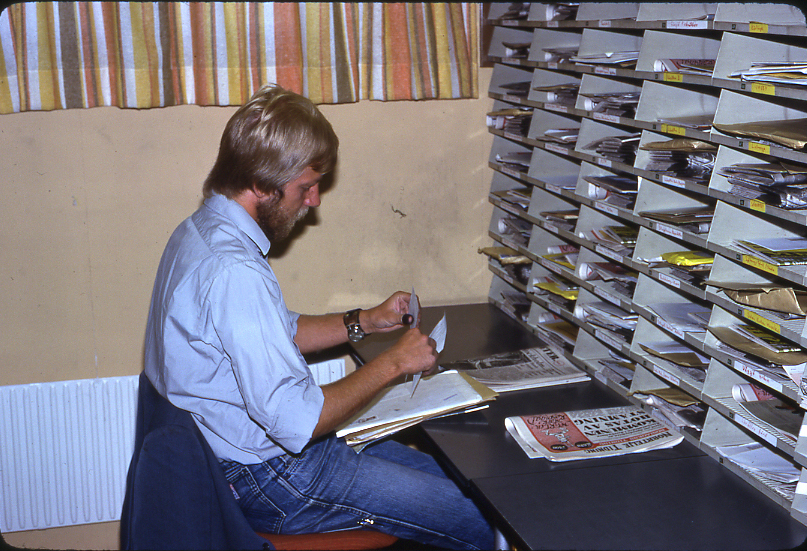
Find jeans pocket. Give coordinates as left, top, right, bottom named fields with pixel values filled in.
left=221, top=460, right=287, bottom=534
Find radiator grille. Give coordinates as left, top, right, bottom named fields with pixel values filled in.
left=0, top=376, right=138, bottom=532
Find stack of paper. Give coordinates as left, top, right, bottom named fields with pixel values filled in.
left=439, top=346, right=589, bottom=393
left=533, top=83, right=579, bottom=105
left=539, top=209, right=579, bottom=231
left=654, top=58, right=716, bottom=75
left=729, top=61, right=807, bottom=87
left=733, top=236, right=807, bottom=266
left=582, top=225, right=639, bottom=256
left=583, top=133, right=642, bottom=164
left=497, top=215, right=531, bottom=247
left=597, top=351, right=637, bottom=386
left=534, top=275, right=579, bottom=308
left=732, top=382, right=801, bottom=443
left=499, top=2, right=530, bottom=21
left=570, top=50, right=640, bottom=68
left=718, top=161, right=807, bottom=210
left=499, top=81, right=532, bottom=97
left=631, top=387, right=707, bottom=429
left=583, top=174, right=639, bottom=209
left=577, top=301, right=637, bottom=341
left=579, top=91, right=640, bottom=118
left=641, top=138, right=716, bottom=184
left=336, top=371, right=497, bottom=447
left=502, top=41, right=531, bottom=59
left=638, top=341, right=709, bottom=382
left=715, top=442, right=799, bottom=500
left=486, top=108, right=533, bottom=133
left=539, top=47, right=579, bottom=64
left=639, top=206, right=714, bottom=235
left=537, top=128, right=579, bottom=145
left=495, top=151, right=532, bottom=169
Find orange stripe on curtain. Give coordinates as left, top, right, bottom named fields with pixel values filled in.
left=273, top=2, right=303, bottom=95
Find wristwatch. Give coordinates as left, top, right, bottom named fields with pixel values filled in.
left=343, top=308, right=366, bottom=342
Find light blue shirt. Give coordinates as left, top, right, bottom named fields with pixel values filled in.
left=144, top=193, right=325, bottom=464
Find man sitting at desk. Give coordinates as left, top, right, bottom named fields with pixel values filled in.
left=143, top=84, right=494, bottom=550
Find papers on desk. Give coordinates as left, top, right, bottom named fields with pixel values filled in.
left=505, top=405, right=683, bottom=461
left=336, top=370, right=497, bottom=448
left=439, top=346, right=589, bottom=393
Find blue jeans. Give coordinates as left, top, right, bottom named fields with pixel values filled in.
left=220, top=436, right=494, bottom=550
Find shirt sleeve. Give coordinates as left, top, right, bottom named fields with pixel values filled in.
left=206, top=260, right=324, bottom=454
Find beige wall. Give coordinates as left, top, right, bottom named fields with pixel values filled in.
left=1, top=68, right=494, bottom=548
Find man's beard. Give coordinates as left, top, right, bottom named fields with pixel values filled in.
left=256, top=195, right=309, bottom=243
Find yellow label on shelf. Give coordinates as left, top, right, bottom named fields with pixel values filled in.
left=751, top=82, right=776, bottom=96
left=749, top=199, right=766, bottom=213
left=661, top=124, right=686, bottom=136
left=743, top=309, right=781, bottom=334
left=748, top=142, right=770, bottom=155
left=742, top=254, right=778, bottom=276
left=663, top=73, right=683, bottom=83
left=749, top=22, right=769, bottom=33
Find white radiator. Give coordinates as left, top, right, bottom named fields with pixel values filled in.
left=0, top=375, right=139, bottom=532
left=0, top=360, right=344, bottom=533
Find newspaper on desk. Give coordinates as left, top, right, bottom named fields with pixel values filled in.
left=439, top=346, right=589, bottom=393
left=505, top=405, right=683, bottom=461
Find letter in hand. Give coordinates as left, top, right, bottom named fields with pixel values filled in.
left=409, top=288, right=422, bottom=397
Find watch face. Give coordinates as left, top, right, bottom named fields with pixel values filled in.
left=348, top=323, right=365, bottom=342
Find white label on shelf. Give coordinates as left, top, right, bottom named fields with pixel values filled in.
left=595, top=244, right=623, bottom=263
left=596, top=157, right=613, bottom=168
left=544, top=143, right=568, bottom=155
left=734, top=414, right=777, bottom=446
left=595, top=202, right=619, bottom=216
left=595, top=329, right=623, bottom=350
left=594, top=371, right=608, bottom=384
left=666, top=20, right=708, bottom=30
left=500, top=166, right=521, bottom=179
left=593, top=113, right=620, bottom=124
left=599, top=20, right=612, bottom=27
left=503, top=94, right=522, bottom=103
left=656, top=317, right=686, bottom=340
left=545, top=183, right=562, bottom=195
left=733, top=361, right=783, bottom=393
left=547, top=21, right=559, bottom=28
left=544, top=222, right=559, bottom=234
left=547, top=62, right=559, bottom=70
left=542, top=258, right=563, bottom=275
left=545, top=104, right=568, bottom=113
left=658, top=272, right=681, bottom=289
left=594, top=66, right=617, bottom=76
left=502, top=20, right=518, bottom=27
left=655, top=223, right=683, bottom=240
left=593, top=285, right=620, bottom=306
left=652, top=365, right=681, bottom=386
left=660, top=175, right=686, bottom=189
left=500, top=203, right=520, bottom=216
left=504, top=131, right=522, bottom=141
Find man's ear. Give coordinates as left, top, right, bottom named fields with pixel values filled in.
left=252, top=185, right=280, bottom=201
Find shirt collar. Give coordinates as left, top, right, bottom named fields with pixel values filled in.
left=204, top=193, right=272, bottom=256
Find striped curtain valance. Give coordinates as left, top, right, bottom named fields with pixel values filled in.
left=0, top=2, right=479, bottom=113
